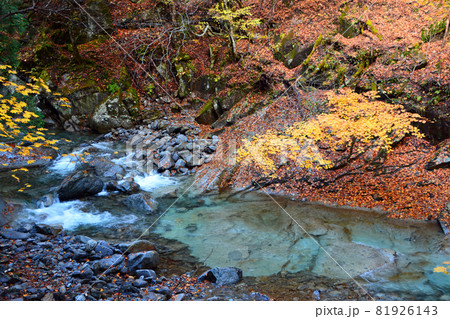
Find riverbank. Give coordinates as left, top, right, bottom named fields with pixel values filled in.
left=0, top=222, right=271, bottom=301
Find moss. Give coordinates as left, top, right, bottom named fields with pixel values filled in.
left=198, top=98, right=214, bottom=116
left=119, top=66, right=132, bottom=89
left=39, top=69, right=51, bottom=84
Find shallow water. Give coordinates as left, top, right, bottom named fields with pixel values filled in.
left=2, top=132, right=449, bottom=301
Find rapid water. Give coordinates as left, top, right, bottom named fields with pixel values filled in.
left=1, top=131, right=449, bottom=301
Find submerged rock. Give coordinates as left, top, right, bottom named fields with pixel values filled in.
left=122, top=193, right=158, bottom=214
left=125, top=240, right=156, bottom=254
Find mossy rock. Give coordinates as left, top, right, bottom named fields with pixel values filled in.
left=273, top=32, right=315, bottom=69
left=173, top=53, right=196, bottom=98
left=195, top=97, right=221, bottom=125
left=90, top=92, right=134, bottom=133
left=68, top=87, right=108, bottom=115
left=122, top=86, right=140, bottom=118
left=193, top=75, right=226, bottom=100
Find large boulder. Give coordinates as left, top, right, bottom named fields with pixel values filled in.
left=195, top=98, right=222, bottom=125
left=197, top=267, right=243, bottom=286
left=122, top=193, right=158, bottom=214
left=90, top=94, right=134, bottom=133
left=57, top=171, right=104, bottom=201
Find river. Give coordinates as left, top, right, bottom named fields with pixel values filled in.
left=1, top=131, right=449, bottom=300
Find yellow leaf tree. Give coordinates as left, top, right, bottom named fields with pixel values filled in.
left=195, top=0, right=261, bottom=60
left=238, top=89, right=425, bottom=177
left=0, top=64, right=64, bottom=159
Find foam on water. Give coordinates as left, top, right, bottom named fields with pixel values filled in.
left=96, top=190, right=109, bottom=196
left=90, top=141, right=115, bottom=151
left=24, top=200, right=137, bottom=230
left=134, top=173, right=176, bottom=192
left=50, top=153, right=81, bottom=174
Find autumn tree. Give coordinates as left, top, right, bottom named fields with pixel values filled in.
left=238, top=89, right=425, bottom=177
left=195, top=0, right=261, bottom=60
left=0, top=64, right=67, bottom=161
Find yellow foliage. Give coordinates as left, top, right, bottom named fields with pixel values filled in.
left=238, top=89, right=425, bottom=175
left=434, top=262, right=450, bottom=274
left=0, top=64, right=70, bottom=158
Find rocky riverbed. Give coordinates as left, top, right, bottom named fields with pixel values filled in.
left=98, top=120, right=219, bottom=176
left=0, top=222, right=270, bottom=301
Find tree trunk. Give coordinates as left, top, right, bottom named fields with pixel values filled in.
left=69, top=27, right=83, bottom=63
left=443, top=15, right=450, bottom=46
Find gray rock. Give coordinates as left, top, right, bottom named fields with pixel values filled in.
left=174, top=142, right=187, bottom=152
left=122, top=193, right=158, bottom=214
left=72, top=264, right=94, bottom=279
left=161, top=170, right=171, bottom=177
left=17, top=223, right=35, bottom=233
left=74, top=235, right=94, bottom=244
left=36, top=194, right=53, bottom=208
left=204, top=145, right=216, bottom=154
left=90, top=254, right=125, bottom=274
left=75, top=294, right=86, bottom=301
left=0, top=229, right=31, bottom=240
left=158, top=153, right=174, bottom=170
left=197, top=267, right=243, bottom=286
left=106, top=180, right=140, bottom=194
left=174, top=293, right=185, bottom=301
left=127, top=251, right=159, bottom=273
left=88, top=158, right=125, bottom=178
left=148, top=286, right=172, bottom=298
left=133, top=278, right=148, bottom=288
left=90, top=94, right=134, bottom=133
left=94, top=241, right=114, bottom=258
left=178, top=150, right=193, bottom=166
left=176, top=134, right=188, bottom=144
left=57, top=171, right=104, bottom=201
left=35, top=224, right=63, bottom=236
left=136, top=269, right=157, bottom=280
left=174, top=159, right=186, bottom=169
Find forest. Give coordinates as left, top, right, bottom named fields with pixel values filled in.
left=0, top=0, right=449, bottom=302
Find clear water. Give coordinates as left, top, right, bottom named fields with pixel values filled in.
left=1, top=131, right=449, bottom=301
